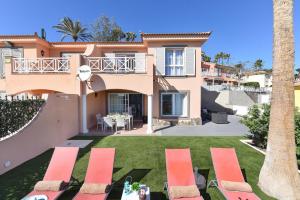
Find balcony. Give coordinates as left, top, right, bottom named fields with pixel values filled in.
left=201, top=71, right=221, bottom=77
left=201, top=71, right=238, bottom=79
left=86, top=56, right=146, bottom=74
left=13, top=58, right=70, bottom=73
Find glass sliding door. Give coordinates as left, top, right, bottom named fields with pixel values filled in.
left=108, top=93, right=129, bottom=114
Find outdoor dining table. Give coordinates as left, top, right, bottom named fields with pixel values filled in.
left=107, top=114, right=133, bottom=130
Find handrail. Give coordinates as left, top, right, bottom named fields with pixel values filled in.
left=13, top=57, right=70, bottom=73
left=86, top=56, right=146, bottom=73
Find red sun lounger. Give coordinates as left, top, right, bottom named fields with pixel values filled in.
left=210, top=148, right=261, bottom=200
left=25, top=147, right=79, bottom=200
left=165, top=149, right=203, bottom=200
left=73, top=148, right=115, bottom=200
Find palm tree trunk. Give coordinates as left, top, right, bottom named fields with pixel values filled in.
left=258, top=0, right=300, bottom=199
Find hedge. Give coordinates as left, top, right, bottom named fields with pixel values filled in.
left=0, top=97, right=45, bottom=139
left=242, top=82, right=260, bottom=88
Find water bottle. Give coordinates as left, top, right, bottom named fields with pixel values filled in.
left=124, top=176, right=132, bottom=194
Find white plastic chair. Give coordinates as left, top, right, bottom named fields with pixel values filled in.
left=103, top=117, right=115, bottom=132
left=115, top=117, right=129, bottom=132
left=96, top=113, right=104, bottom=131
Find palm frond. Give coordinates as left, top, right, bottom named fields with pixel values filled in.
left=53, top=17, right=91, bottom=42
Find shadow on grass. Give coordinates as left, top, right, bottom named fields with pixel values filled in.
left=108, top=168, right=152, bottom=199
left=241, top=168, right=248, bottom=182
left=198, top=168, right=212, bottom=200
left=0, top=136, right=106, bottom=200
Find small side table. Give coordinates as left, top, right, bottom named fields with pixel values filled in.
left=121, top=186, right=150, bottom=200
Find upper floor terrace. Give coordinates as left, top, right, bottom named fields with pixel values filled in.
left=0, top=32, right=211, bottom=95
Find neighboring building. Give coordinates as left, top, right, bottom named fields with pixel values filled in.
left=241, top=71, right=272, bottom=88
left=295, top=81, right=300, bottom=109
left=0, top=32, right=211, bottom=133
left=201, top=62, right=238, bottom=86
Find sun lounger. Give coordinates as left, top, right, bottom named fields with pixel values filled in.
left=210, top=148, right=261, bottom=200
left=73, top=148, right=115, bottom=200
left=165, top=149, right=203, bottom=200
left=24, top=147, right=79, bottom=200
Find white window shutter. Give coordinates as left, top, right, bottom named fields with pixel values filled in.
left=156, top=47, right=165, bottom=75
left=134, top=53, right=146, bottom=73
left=185, top=47, right=196, bottom=76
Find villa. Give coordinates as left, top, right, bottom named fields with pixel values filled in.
left=201, top=61, right=238, bottom=86
left=0, top=32, right=212, bottom=174
left=0, top=32, right=211, bottom=131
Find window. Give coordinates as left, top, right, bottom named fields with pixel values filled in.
left=161, top=92, right=188, bottom=117
left=108, top=93, right=129, bottom=114
left=165, top=49, right=184, bottom=76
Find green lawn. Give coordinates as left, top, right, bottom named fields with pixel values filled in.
left=0, top=136, right=276, bottom=200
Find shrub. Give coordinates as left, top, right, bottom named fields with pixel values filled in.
left=241, top=104, right=300, bottom=148
left=295, top=111, right=300, bottom=146
left=0, top=98, right=45, bottom=139
left=241, top=104, right=269, bottom=148
left=242, top=82, right=260, bottom=88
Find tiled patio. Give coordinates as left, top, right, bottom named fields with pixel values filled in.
left=81, top=121, right=153, bottom=136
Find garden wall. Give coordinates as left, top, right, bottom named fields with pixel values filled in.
left=0, top=93, right=79, bottom=175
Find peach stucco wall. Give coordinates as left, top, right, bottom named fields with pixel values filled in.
left=87, top=91, right=107, bottom=128
left=0, top=79, right=5, bottom=91
left=4, top=55, right=81, bottom=95
left=147, top=42, right=203, bottom=119
left=86, top=55, right=154, bottom=96
left=0, top=93, right=79, bottom=175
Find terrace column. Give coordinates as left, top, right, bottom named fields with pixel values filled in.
left=81, top=84, right=88, bottom=134
left=147, top=95, right=153, bottom=134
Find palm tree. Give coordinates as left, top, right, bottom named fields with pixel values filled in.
left=258, top=0, right=300, bottom=199
left=253, top=59, right=263, bottom=71
left=296, top=68, right=300, bottom=79
left=224, top=53, right=231, bottom=64
left=201, top=51, right=211, bottom=62
left=53, top=17, right=91, bottom=42
left=214, top=52, right=230, bottom=66
left=125, top=32, right=137, bottom=42
left=234, top=63, right=244, bottom=86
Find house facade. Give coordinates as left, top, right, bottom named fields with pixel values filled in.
left=0, top=32, right=211, bottom=134
left=241, top=71, right=272, bottom=88
left=201, top=61, right=238, bottom=86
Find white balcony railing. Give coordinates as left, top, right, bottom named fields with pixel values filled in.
left=13, top=58, right=70, bottom=73
left=201, top=71, right=219, bottom=77
left=201, top=71, right=238, bottom=79
left=86, top=56, right=146, bottom=73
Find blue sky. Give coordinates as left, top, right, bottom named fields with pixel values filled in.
left=0, top=0, right=299, bottom=70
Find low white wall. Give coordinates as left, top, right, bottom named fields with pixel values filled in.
left=233, top=105, right=249, bottom=116
left=258, top=94, right=271, bottom=104
left=0, top=93, right=79, bottom=175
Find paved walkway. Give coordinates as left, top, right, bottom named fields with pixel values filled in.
left=157, top=115, right=250, bottom=136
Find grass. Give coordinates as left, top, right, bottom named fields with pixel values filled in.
left=0, top=136, right=277, bottom=200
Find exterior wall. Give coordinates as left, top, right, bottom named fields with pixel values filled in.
left=148, top=42, right=203, bottom=124
left=295, top=86, right=300, bottom=109
left=0, top=79, right=5, bottom=91
left=4, top=55, right=81, bottom=95
left=87, top=91, right=107, bottom=128
left=242, top=74, right=272, bottom=88
left=0, top=93, right=79, bottom=175
left=201, top=62, right=238, bottom=85
left=86, top=55, right=154, bottom=95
